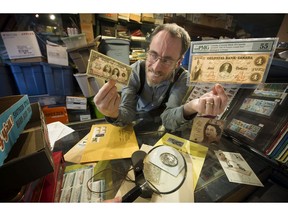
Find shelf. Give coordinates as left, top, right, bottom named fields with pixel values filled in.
left=166, top=16, right=236, bottom=39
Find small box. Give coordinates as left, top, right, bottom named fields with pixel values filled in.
left=101, top=25, right=116, bottom=37
left=67, top=109, right=91, bottom=122
left=42, top=106, right=69, bottom=124
left=9, top=62, right=48, bottom=95
left=41, top=63, right=75, bottom=96
left=67, top=43, right=98, bottom=73
left=1, top=31, right=42, bottom=59
left=66, top=96, right=87, bottom=110
left=0, top=102, right=54, bottom=193
left=0, top=95, right=32, bottom=166
left=61, top=33, right=87, bottom=50
left=46, top=44, right=69, bottom=66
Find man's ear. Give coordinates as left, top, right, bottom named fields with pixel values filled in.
left=177, top=56, right=184, bottom=67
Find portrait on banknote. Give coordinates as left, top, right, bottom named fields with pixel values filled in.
left=86, top=50, right=132, bottom=85
left=189, top=117, right=225, bottom=145
left=187, top=38, right=278, bottom=85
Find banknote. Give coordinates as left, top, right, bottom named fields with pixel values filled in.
left=189, top=117, right=225, bottom=145
left=86, top=50, right=132, bottom=85
left=188, top=53, right=270, bottom=84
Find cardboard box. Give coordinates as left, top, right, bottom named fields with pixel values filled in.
left=46, top=44, right=69, bottom=66
left=80, top=23, right=95, bottom=43
left=0, top=103, right=54, bottom=193
left=1, top=31, right=42, bottom=59
left=141, top=13, right=155, bottom=23
left=277, top=15, right=288, bottom=42
left=0, top=95, right=32, bottom=166
left=66, top=96, right=87, bottom=110
left=98, top=13, right=118, bottom=22
left=42, top=106, right=69, bottom=124
left=189, top=14, right=229, bottom=29
left=118, top=13, right=130, bottom=21
left=129, top=13, right=141, bottom=23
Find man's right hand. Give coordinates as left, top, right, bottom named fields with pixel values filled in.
left=93, top=79, right=121, bottom=119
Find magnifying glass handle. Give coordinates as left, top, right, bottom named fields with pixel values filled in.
left=122, top=185, right=142, bottom=202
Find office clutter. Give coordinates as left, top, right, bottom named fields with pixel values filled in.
left=0, top=28, right=133, bottom=124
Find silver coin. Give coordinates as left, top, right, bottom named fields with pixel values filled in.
left=160, top=152, right=178, bottom=167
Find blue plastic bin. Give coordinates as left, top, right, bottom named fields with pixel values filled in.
left=0, top=63, right=19, bottom=96
left=41, top=63, right=75, bottom=96
left=9, top=62, right=47, bottom=95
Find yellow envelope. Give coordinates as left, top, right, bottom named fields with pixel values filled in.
left=81, top=123, right=139, bottom=163
left=64, top=134, right=89, bottom=163
left=155, top=133, right=208, bottom=189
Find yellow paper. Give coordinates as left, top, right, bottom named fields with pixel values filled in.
left=80, top=124, right=139, bottom=163
left=155, top=133, right=208, bottom=189
left=64, top=134, right=89, bottom=163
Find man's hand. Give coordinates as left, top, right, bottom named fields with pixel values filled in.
left=184, top=83, right=228, bottom=117
left=94, top=79, right=121, bottom=118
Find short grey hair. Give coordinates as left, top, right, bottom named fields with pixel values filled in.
left=149, top=23, right=191, bottom=57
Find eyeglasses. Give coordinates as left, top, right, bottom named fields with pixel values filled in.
left=146, top=51, right=179, bottom=67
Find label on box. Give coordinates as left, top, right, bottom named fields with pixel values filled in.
left=46, top=44, right=69, bottom=66
left=0, top=95, right=32, bottom=166
left=1, top=31, right=42, bottom=59
left=66, top=96, right=87, bottom=110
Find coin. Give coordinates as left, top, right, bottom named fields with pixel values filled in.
left=160, top=152, right=178, bottom=167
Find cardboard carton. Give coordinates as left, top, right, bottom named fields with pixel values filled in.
left=0, top=103, right=54, bottom=195
left=0, top=95, right=32, bottom=166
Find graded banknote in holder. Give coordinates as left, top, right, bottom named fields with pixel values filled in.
left=187, top=38, right=279, bottom=87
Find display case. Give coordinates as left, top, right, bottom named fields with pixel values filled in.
left=220, top=56, right=288, bottom=174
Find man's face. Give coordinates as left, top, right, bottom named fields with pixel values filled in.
left=145, top=30, right=182, bottom=86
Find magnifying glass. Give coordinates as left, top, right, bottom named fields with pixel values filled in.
left=122, top=145, right=187, bottom=202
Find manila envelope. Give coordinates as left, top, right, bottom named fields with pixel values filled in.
left=81, top=123, right=139, bottom=163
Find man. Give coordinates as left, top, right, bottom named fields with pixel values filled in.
left=94, top=23, right=228, bottom=131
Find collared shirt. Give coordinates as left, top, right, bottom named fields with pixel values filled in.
left=106, top=60, right=194, bottom=131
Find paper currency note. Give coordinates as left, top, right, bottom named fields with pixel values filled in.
left=189, top=53, right=270, bottom=84
left=86, top=50, right=132, bottom=85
